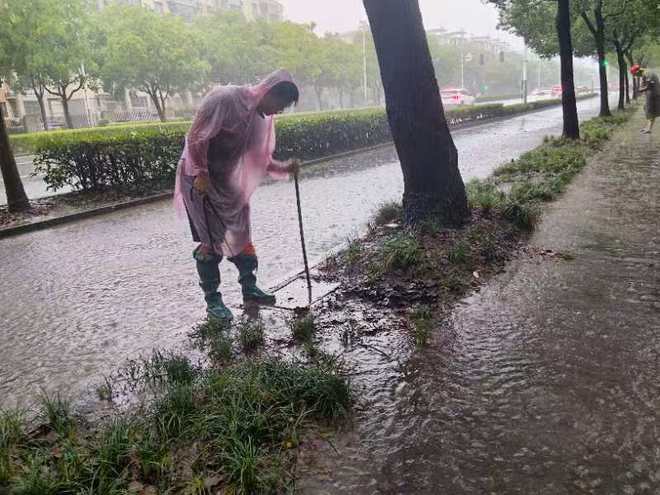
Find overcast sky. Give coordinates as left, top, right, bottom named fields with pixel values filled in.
left=278, top=0, right=517, bottom=44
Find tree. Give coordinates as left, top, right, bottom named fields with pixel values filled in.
left=575, top=0, right=630, bottom=117
left=0, top=0, right=62, bottom=130
left=490, top=0, right=580, bottom=138
left=557, top=0, right=580, bottom=138
left=195, top=13, right=276, bottom=87
left=98, top=6, right=209, bottom=122
left=363, top=0, right=469, bottom=226
left=0, top=77, right=29, bottom=212
left=41, top=0, right=95, bottom=129
left=606, top=0, right=655, bottom=110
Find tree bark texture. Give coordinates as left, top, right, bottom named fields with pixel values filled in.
left=0, top=113, right=30, bottom=212
left=556, top=0, right=580, bottom=139
left=363, top=0, right=468, bottom=226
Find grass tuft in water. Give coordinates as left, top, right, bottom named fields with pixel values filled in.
left=410, top=306, right=433, bottom=347
left=237, top=319, right=265, bottom=353
left=290, top=312, right=316, bottom=342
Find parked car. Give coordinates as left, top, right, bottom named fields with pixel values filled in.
left=551, top=85, right=563, bottom=98
left=440, top=88, right=476, bottom=106
left=531, top=88, right=553, bottom=97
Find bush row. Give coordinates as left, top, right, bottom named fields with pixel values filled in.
left=31, top=97, right=595, bottom=194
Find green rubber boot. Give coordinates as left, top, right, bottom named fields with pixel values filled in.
left=229, top=253, right=276, bottom=306
left=194, top=248, right=233, bottom=322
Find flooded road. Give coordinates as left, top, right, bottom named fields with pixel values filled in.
left=0, top=98, right=605, bottom=407
left=298, top=111, right=660, bottom=493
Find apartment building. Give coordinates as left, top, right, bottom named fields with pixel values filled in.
left=95, top=0, right=282, bottom=22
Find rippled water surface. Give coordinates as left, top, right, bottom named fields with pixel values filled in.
left=1, top=99, right=604, bottom=407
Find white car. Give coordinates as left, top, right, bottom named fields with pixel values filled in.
left=440, top=88, right=476, bottom=106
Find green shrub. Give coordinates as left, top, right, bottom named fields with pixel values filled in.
left=23, top=101, right=590, bottom=194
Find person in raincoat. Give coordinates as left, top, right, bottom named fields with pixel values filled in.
left=175, top=70, right=300, bottom=321
left=631, top=64, right=660, bottom=134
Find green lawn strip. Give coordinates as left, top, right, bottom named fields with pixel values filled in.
left=1, top=319, right=350, bottom=493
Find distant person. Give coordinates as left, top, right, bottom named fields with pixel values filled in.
left=175, top=70, right=300, bottom=322
left=631, top=64, right=659, bottom=134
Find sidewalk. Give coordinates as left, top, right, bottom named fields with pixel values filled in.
left=299, top=110, right=660, bottom=493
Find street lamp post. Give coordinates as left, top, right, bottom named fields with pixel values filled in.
left=360, top=21, right=368, bottom=104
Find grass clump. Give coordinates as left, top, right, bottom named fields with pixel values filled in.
left=448, top=240, right=470, bottom=264
left=373, top=201, right=403, bottom=226
left=0, top=356, right=350, bottom=494
left=410, top=306, right=433, bottom=347
left=466, top=179, right=504, bottom=213
left=1, top=410, right=25, bottom=483
left=344, top=236, right=364, bottom=268
left=290, top=313, right=316, bottom=342
left=237, top=319, right=265, bottom=353
left=190, top=319, right=234, bottom=363
left=38, top=393, right=75, bottom=438
left=381, top=231, right=422, bottom=272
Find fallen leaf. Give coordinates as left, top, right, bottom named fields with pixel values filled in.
left=472, top=271, right=480, bottom=279
left=127, top=481, right=144, bottom=493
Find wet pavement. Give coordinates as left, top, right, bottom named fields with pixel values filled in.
left=0, top=154, right=72, bottom=205
left=0, top=97, right=607, bottom=408
left=298, top=110, right=660, bottom=493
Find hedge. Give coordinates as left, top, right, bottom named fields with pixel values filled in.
left=31, top=96, right=595, bottom=194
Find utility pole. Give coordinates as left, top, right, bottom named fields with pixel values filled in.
left=522, top=42, right=528, bottom=104
left=460, top=33, right=465, bottom=88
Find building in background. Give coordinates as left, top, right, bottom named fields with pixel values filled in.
left=95, top=0, right=282, bottom=22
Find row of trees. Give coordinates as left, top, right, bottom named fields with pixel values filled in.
left=0, top=0, right=585, bottom=129
left=489, top=0, right=659, bottom=139
left=361, top=0, right=659, bottom=228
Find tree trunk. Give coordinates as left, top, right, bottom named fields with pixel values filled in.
left=363, top=0, right=468, bottom=226
left=61, top=96, right=74, bottom=129
left=148, top=90, right=167, bottom=122
left=314, top=85, right=324, bottom=111
left=556, top=0, right=580, bottom=139
left=594, top=7, right=611, bottom=117
left=31, top=81, right=49, bottom=131
left=0, top=113, right=30, bottom=212
left=625, top=70, right=630, bottom=104
left=614, top=43, right=626, bottom=111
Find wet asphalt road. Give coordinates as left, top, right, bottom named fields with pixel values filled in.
left=0, top=97, right=605, bottom=407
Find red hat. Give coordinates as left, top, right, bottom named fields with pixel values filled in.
left=630, top=64, right=641, bottom=75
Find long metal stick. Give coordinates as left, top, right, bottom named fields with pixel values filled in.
left=294, top=171, right=312, bottom=306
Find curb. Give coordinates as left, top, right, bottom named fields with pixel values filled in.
left=1, top=96, right=597, bottom=240
left=0, top=191, right=173, bottom=240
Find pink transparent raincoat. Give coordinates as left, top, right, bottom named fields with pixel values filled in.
left=174, top=70, right=295, bottom=257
